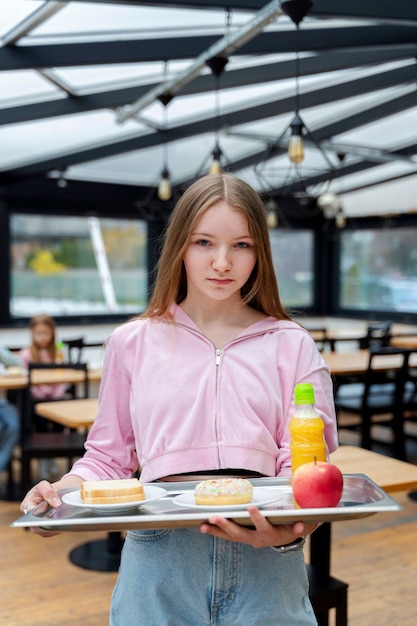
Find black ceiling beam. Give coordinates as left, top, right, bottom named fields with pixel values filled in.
left=311, top=91, right=417, bottom=146
left=2, top=44, right=414, bottom=126
left=58, top=0, right=417, bottom=25
left=311, top=0, right=417, bottom=24
left=56, top=1, right=267, bottom=9
left=1, top=24, right=417, bottom=71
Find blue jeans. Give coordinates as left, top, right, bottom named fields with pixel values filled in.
left=110, top=528, right=317, bottom=626
left=0, top=398, right=19, bottom=471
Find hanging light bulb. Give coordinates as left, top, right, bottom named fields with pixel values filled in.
left=157, top=167, right=172, bottom=201
left=265, top=199, right=279, bottom=229
left=288, top=113, right=304, bottom=164
left=317, top=193, right=340, bottom=219
left=209, top=144, right=222, bottom=174
left=335, top=209, right=347, bottom=229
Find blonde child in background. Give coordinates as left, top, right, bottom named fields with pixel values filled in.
left=19, top=314, right=67, bottom=479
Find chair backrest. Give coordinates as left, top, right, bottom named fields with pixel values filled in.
left=27, top=361, right=89, bottom=396
left=63, top=337, right=85, bottom=363
left=363, top=346, right=411, bottom=411
left=404, top=349, right=417, bottom=410
left=361, top=321, right=392, bottom=349
left=22, top=362, right=90, bottom=438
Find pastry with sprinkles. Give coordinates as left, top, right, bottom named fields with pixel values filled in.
left=194, top=478, right=253, bottom=506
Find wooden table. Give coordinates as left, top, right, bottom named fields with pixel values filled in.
left=310, top=326, right=417, bottom=351
left=0, top=367, right=102, bottom=391
left=310, top=327, right=366, bottom=347
left=35, top=398, right=98, bottom=429
left=391, top=335, right=417, bottom=349
left=322, top=349, right=417, bottom=377
left=330, top=445, right=417, bottom=493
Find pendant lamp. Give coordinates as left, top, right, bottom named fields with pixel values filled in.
left=157, top=92, right=174, bottom=201
left=254, top=0, right=336, bottom=203
left=281, top=0, right=313, bottom=165
left=206, top=55, right=228, bottom=174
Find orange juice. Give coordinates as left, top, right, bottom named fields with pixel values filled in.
left=289, top=383, right=326, bottom=474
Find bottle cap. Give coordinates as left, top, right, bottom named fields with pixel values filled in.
left=294, top=383, right=315, bottom=405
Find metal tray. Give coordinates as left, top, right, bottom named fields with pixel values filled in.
left=10, top=474, right=402, bottom=532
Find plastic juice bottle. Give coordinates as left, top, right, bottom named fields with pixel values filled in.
left=289, top=383, right=327, bottom=474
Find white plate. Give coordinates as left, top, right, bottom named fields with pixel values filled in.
left=62, top=485, right=167, bottom=514
left=173, top=487, right=284, bottom=511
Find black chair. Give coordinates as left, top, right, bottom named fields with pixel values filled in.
left=306, top=522, right=348, bottom=626
left=10, top=362, right=90, bottom=491
left=335, top=347, right=416, bottom=460
left=403, top=354, right=417, bottom=443
left=307, top=565, right=348, bottom=626
left=359, top=321, right=392, bottom=349
left=63, top=337, right=86, bottom=363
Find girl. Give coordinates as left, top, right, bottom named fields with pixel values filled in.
left=19, top=313, right=66, bottom=403
left=21, top=174, right=338, bottom=625
left=20, top=314, right=67, bottom=479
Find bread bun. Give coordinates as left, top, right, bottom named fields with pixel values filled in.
left=81, top=478, right=144, bottom=504
left=194, top=478, right=253, bottom=506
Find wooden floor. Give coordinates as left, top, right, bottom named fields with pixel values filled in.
left=1, top=500, right=117, bottom=626
left=1, top=460, right=417, bottom=625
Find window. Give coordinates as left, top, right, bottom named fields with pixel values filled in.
left=269, top=229, right=314, bottom=308
left=339, top=227, right=417, bottom=313
left=10, top=214, right=148, bottom=318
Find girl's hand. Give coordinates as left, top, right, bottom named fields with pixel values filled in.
left=199, top=505, right=319, bottom=548
left=20, top=476, right=82, bottom=537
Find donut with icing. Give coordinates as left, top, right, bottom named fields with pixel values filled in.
left=194, top=478, right=253, bottom=505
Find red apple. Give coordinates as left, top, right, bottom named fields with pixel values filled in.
left=292, top=461, right=344, bottom=508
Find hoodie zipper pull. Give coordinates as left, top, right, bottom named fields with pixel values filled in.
left=215, top=349, right=222, bottom=366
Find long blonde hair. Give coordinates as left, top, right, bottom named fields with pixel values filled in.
left=142, top=173, right=291, bottom=322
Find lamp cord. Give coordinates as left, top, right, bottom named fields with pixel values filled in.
left=163, top=104, right=168, bottom=169
left=214, top=75, right=221, bottom=141
left=161, top=61, right=169, bottom=171
left=295, top=24, right=300, bottom=114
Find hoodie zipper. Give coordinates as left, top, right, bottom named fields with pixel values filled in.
left=214, top=348, right=222, bottom=465
left=215, top=348, right=222, bottom=366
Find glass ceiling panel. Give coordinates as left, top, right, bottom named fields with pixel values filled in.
left=56, top=61, right=193, bottom=93
left=0, top=110, right=148, bottom=169
left=339, top=162, right=417, bottom=190
left=11, top=2, right=250, bottom=44
left=1, top=1, right=44, bottom=32
left=335, top=106, right=417, bottom=149
left=342, top=175, right=417, bottom=217
left=0, top=70, right=62, bottom=106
